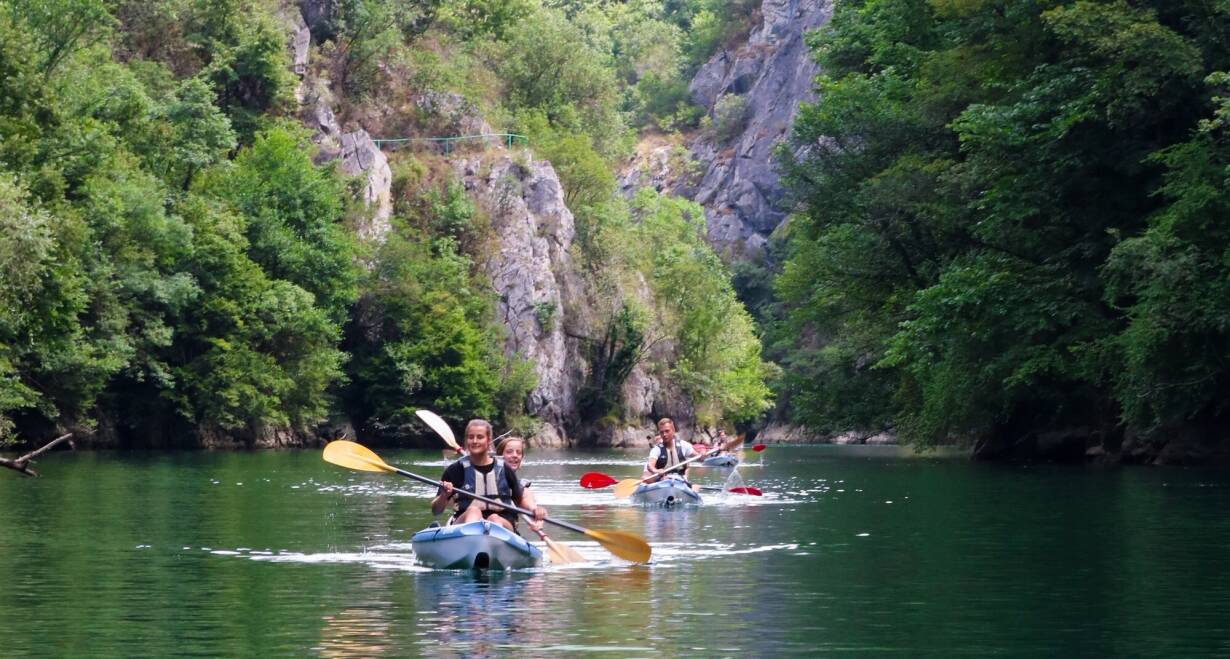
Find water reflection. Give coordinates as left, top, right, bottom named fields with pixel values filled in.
left=412, top=572, right=554, bottom=656
left=317, top=606, right=393, bottom=658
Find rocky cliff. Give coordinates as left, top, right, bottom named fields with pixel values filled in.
left=452, top=155, right=584, bottom=446
left=280, top=1, right=697, bottom=447
left=689, top=0, right=831, bottom=258
left=622, top=0, right=831, bottom=259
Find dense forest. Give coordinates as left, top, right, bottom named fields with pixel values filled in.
left=5, top=0, right=1228, bottom=461
left=0, top=0, right=772, bottom=448
left=776, top=0, right=1230, bottom=460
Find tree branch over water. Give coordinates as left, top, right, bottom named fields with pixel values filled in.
left=0, top=433, right=75, bottom=477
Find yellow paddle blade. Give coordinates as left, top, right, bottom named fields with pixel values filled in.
left=322, top=440, right=395, bottom=473
left=586, top=529, right=652, bottom=563
left=612, top=478, right=642, bottom=499
left=544, top=536, right=587, bottom=565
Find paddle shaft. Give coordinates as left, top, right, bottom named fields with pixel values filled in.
left=392, top=465, right=590, bottom=536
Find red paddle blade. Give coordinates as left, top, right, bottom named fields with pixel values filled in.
left=751, top=444, right=766, bottom=452
left=729, top=487, right=763, bottom=496
left=580, top=472, right=618, bottom=489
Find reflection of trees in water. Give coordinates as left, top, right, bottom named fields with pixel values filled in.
left=317, top=605, right=393, bottom=658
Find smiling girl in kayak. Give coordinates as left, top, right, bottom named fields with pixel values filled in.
left=498, top=436, right=547, bottom=536
left=431, top=419, right=545, bottom=531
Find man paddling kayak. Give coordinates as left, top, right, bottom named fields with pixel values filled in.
left=641, top=418, right=699, bottom=487
left=431, top=419, right=546, bottom=531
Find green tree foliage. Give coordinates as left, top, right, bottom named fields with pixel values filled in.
left=633, top=190, right=775, bottom=425
left=344, top=227, right=533, bottom=435
left=0, top=0, right=772, bottom=448
left=780, top=0, right=1230, bottom=448
left=0, top=4, right=354, bottom=445
left=210, top=126, right=359, bottom=324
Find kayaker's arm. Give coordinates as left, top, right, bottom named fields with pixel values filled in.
left=512, top=477, right=546, bottom=528
left=431, top=481, right=455, bottom=516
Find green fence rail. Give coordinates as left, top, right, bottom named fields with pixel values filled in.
left=372, top=133, right=529, bottom=154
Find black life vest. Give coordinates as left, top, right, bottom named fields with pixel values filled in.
left=457, top=456, right=513, bottom=514
left=654, top=442, right=688, bottom=475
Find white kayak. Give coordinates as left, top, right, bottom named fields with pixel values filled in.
left=630, top=478, right=703, bottom=506
left=701, top=453, right=740, bottom=468
left=411, top=521, right=543, bottom=570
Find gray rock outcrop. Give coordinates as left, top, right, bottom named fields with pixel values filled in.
left=453, top=156, right=585, bottom=446
left=335, top=130, right=392, bottom=240
left=287, top=20, right=393, bottom=243
left=286, top=9, right=310, bottom=78
left=687, top=0, right=832, bottom=258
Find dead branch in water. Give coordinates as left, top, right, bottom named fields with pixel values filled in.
left=0, top=433, right=75, bottom=477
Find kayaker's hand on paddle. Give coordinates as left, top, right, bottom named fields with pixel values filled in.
left=430, top=481, right=457, bottom=516
left=528, top=506, right=547, bottom=532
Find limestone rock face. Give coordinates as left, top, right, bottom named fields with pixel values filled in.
left=297, top=0, right=340, bottom=41
left=453, top=156, right=585, bottom=445
left=336, top=130, right=392, bottom=240
left=412, top=91, right=494, bottom=138
left=287, top=10, right=310, bottom=77
left=687, top=0, right=832, bottom=258
left=291, top=43, right=392, bottom=242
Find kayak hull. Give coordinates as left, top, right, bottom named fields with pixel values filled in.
left=701, top=454, right=740, bottom=468
left=630, top=478, right=702, bottom=507
left=411, top=521, right=543, bottom=570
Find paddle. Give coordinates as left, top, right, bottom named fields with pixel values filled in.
left=611, top=433, right=745, bottom=499
left=416, top=409, right=461, bottom=452
left=323, top=441, right=650, bottom=563
left=580, top=472, right=618, bottom=489
left=752, top=444, right=766, bottom=452
left=697, top=485, right=763, bottom=496
left=523, top=515, right=588, bottom=564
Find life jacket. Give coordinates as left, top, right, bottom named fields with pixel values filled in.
left=456, top=456, right=513, bottom=515
left=654, top=442, right=688, bottom=475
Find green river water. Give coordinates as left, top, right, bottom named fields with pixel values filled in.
left=1, top=445, right=1229, bottom=657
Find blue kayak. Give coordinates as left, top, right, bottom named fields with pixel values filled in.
left=630, top=478, right=703, bottom=506
left=701, top=453, right=740, bottom=468
left=411, top=521, right=543, bottom=570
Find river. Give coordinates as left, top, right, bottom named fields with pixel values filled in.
left=1, top=445, right=1229, bottom=656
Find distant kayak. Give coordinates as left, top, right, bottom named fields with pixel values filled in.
left=411, top=521, right=543, bottom=570
left=630, top=478, right=702, bottom=506
left=702, top=454, right=740, bottom=468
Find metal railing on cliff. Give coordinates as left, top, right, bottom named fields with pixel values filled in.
left=372, top=133, right=529, bottom=154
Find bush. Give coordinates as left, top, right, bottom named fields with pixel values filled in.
left=710, top=93, right=749, bottom=142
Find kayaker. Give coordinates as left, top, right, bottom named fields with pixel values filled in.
left=431, top=419, right=546, bottom=531
left=497, top=435, right=545, bottom=535
left=641, top=417, right=698, bottom=484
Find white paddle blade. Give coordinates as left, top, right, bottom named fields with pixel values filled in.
left=415, top=409, right=459, bottom=449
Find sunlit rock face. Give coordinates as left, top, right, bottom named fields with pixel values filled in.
left=687, top=0, right=832, bottom=259
left=452, top=156, right=583, bottom=447
left=282, top=4, right=393, bottom=243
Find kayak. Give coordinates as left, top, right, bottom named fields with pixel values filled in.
left=702, top=453, right=740, bottom=468
left=630, top=478, right=703, bottom=506
left=411, top=521, right=543, bottom=570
